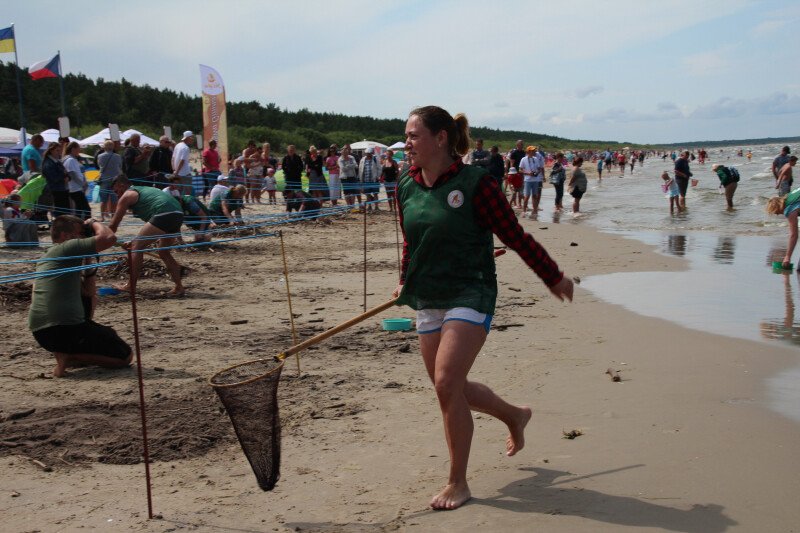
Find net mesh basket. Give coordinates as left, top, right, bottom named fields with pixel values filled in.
left=209, top=358, right=285, bottom=491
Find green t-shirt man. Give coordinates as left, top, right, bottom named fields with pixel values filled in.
left=28, top=237, right=96, bottom=332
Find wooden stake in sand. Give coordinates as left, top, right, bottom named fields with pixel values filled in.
left=363, top=203, right=367, bottom=313
left=127, top=249, right=154, bottom=520
left=278, top=231, right=301, bottom=375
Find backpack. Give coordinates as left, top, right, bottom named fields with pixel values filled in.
left=728, top=167, right=740, bottom=182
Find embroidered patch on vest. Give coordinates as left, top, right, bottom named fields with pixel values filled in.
left=447, top=190, right=464, bottom=208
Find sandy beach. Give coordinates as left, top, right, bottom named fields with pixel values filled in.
left=2, top=201, right=799, bottom=532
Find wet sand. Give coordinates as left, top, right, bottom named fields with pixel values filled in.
left=1, top=202, right=799, bottom=532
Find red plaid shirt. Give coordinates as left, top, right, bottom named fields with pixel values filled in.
left=398, top=160, right=563, bottom=287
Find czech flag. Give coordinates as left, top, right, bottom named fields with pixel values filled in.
left=29, top=53, right=61, bottom=80
left=0, top=25, right=14, bottom=53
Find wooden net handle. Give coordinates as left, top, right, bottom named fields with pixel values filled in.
left=278, top=298, right=398, bottom=359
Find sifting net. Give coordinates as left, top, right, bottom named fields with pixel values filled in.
left=209, top=358, right=285, bottom=491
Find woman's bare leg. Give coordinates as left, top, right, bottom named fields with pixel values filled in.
left=419, top=321, right=531, bottom=510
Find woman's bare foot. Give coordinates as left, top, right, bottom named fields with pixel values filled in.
left=430, top=482, right=471, bottom=510
left=113, top=283, right=131, bottom=293
left=53, top=353, right=70, bottom=378
left=166, top=286, right=185, bottom=297
left=506, top=406, right=532, bottom=456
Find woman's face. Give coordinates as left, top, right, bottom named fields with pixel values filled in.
left=405, top=115, right=442, bottom=168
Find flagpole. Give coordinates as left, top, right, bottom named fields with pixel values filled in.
left=57, top=50, right=66, bottom=117
left=11, top=23, right=26, bottom=139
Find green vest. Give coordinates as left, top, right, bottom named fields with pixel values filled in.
left=396, top=165, right=497, bottom=314
left=181, top=194, right=208, bottom=215
left=208, top=190, right=228, bottom=217
left=131, top=186, right=181, bottom=222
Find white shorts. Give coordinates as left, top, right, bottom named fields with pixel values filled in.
left=416, top=307, right=493, bottom=334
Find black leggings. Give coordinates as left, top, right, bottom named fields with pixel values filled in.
left=553, top=181, right=565, bottom=206
left=675, top=177, right=689, bottom=197
left=69, top=191, right=91, bottom=220
left=52, top=190, right=70, bottom=215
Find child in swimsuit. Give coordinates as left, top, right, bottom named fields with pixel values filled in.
left=662, top=171, right=679, bottom=215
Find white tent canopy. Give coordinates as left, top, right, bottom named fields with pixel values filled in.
left=39, top=129, right=79, bottom=144
left=0, top=127, right=31, bottom=147
left=122, top=129, right=159, bottom=146
left=349, top=140, right=388, bottom=152
left=79, top=127, right=160, bottom=147
left=387, top=141, right=405, bottom=150
left=78, top=127, right=115, bottom=147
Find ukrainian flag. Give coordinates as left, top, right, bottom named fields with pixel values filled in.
left=0, top=26, right=14, bottom=53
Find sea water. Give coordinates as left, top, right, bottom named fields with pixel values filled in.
left=539, top=143, right=800, bottom=422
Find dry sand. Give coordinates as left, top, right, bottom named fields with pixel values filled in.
left=1, top=201, right=799, bottom=532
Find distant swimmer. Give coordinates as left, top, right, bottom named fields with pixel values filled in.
left=673, top=150, right=693, bottom=212
left=746, top=150, right=753, bottom=162
left=776, top=156, right=798, bottom=196
left=712, top=163, right=740, bottom=210
left=568, top=157, right=588, bottom=214
left=772, top=146, right=791, bottom=187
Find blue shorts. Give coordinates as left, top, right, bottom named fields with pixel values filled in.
left=416, top=307, right=493, bottom=334
left=99, top=188, right=117, bottom=202
left=524, top=181, right=541, bottom=197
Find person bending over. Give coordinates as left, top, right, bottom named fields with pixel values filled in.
left=179, top=194, right=213, bottom=242
left=108, top=175, right=185, bottom=295
left=208, top=184, right=246, bottom=225
left=28, top=215, right=132, bottom=377
left=767, top=187, right=800, bottom=270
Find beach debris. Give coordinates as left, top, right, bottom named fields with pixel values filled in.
left=384, top=381, right=403, bottom=389
left=493, top=323, right=524, bottom=331
left=606, top=368, right=621, bottom=382
left=10, top=491, right=20, bottom=497
left=572, top=276, right=581, bottom=285
left=100, top=258, right=171, bottom=280
left=398, top=343, right=411, bottom=353
left=562, top=429, right=583, bottom=440
left=570, top=242, right=578, bottom=247
left=0, top=283, right=32, bottom=309
left=230, top=320, right=249, bottom=325
left=4, top=408, right=36, bottom=421
left=17, top=455, right=52, bottom=472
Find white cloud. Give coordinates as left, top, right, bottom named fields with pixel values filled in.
left=750, top=19, right=789, bottom=37
left=682, top=46, right=734, bottom=77
left=691, top=93, right=800, bottom=119
left=574, top=86, right=604, bottom=99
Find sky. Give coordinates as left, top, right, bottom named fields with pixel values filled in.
left=3, top=0, right=800, bottom=144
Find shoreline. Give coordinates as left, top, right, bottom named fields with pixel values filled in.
left=1, top=206, right=799, bottom=531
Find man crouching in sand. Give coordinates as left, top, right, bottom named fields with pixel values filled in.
left=28, top=215, right=132, bottom=377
